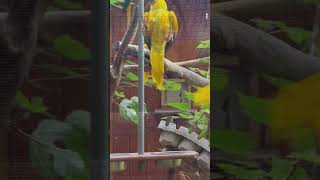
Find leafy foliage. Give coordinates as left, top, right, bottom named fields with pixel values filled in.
left=15, top=90, right=48, bottom=114
left=119, top=96, right=147, bottom=125
left=197, top=40, right=210, bottom=49
left=252, top=19, right=312, bottom=51
left=53, top=35, right=90, bottom=61
left=30, top=111, right=90, bottom=180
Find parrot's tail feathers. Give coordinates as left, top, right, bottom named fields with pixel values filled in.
left=169, top=11, right=179, bottom=36
left=150, top=48, right=165, bottom=90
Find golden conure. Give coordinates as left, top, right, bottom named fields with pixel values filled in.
left=194, top=84, right=210, bottom=107
left=143, top=0, right=178, bottom=90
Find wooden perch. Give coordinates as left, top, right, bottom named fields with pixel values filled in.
left=212, top=13, right=320, bottom=81
left=111, top=151, right=198, bottom=162
left=113, top=42, right=210, bottom=87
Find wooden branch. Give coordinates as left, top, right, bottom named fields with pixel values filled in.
left=110, top=5, right=138, bottom=97
left=114, top=43, right=210, bottom=87
left=122, top=57, right=210, bottom=70
left=212, top=13, right=320, bottom=81
left=0, top=1, right=53, bottom=179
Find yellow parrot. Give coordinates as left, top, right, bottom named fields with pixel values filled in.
left=143, top=0, right=178, bottom=90
left=240, top=73, right=320, bottom=145
left=269, top=73, right=320, bottom=142
left=194, top=84, right=210, bottom=107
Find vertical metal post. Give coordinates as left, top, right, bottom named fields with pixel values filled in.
left=89, top=0, right=108, bottom=179
left=137, top=0, right=145, bottom=155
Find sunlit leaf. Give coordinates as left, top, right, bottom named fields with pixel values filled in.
left=163, top=80, right=182, bottom=91
left=197, top=40, right=210, bottom=49
left=126, top=72, right=139, bottom=81
left=114, top=91, right=126, bottom=98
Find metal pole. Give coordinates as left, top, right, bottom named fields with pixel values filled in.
left=137, top=0, right=145, bottom=155
left=89, top=0, right=108, bottom=179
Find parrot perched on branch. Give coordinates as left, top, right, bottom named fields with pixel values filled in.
left=143, top=0, right=178, bottom=90
left=239, top=73, right=320, bottom=147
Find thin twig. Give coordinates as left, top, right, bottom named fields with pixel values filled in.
left=284, top=160, right=299, bottom=180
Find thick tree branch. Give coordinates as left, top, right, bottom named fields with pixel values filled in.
left=212, top=13, right=320, bottom=81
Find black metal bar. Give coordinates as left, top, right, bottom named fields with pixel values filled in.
left=89, top=0, right=109, bottom=179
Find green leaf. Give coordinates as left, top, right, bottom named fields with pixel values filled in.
left=33, top=119, right=73, bottom=142
left=197, top=40, right=210, bottom=49
left=15, top=90, right=48, bottom=114
left=30, top=97, right=48, bottom=113
left=119, top=96, right=147, bottom=125
left=271, top=158, right=295, bottom=179
left=65, top=111, right=90, bottom=133
left=110, top=0, right=124, bottom=8
left=238, top=93, right=272, bottom=124
left=177, top=112, right=193, bottom=119
left=218, top=163, right=267, bottom=180
left=285, top=27, right=311, bottom=46
left=126, top=72, right=139, bottom=81
left=163, top=80, right=182, bottom=91
left=212, top=130, right=257, bottom=155
left=53, top=35, right=90, bottom=60
left=54, top=0, right=83, bottom=10
left=30, top=114, right=90, bottom=179
left=52, top=149, right=85, bottom=177
left=212, top=68, right=228, bottom=90
left=16, top=90, right=31, bottom=109
left=167, top=102, right=190, bottom=111
left=126, top=108, right=138, bottom=124
left=262, top=74, right=294, bottom=88
left=114, top=91, right=126, bottom=98
left=183, top=91, right=194, bottom=101
left=252, top=19, right=276, bottom=31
